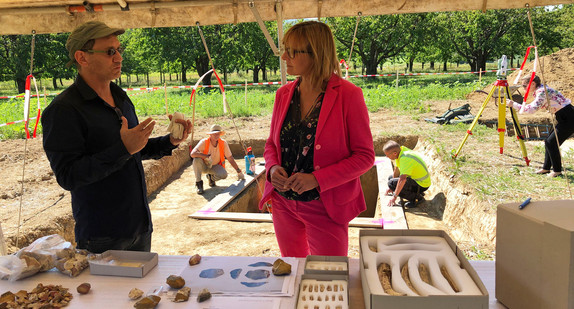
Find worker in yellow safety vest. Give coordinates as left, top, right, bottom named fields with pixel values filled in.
left=190, top=124, right=243, bottom=194
left=383, top=140, right=431, bottom=208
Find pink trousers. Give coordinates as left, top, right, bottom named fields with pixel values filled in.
left=270, top=191, right=349, bottom=257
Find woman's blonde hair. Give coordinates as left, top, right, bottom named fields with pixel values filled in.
left=283, top=21, right=341, bottom=90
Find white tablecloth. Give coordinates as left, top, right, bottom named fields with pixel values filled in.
left=0, top=256, right=506, bottom=308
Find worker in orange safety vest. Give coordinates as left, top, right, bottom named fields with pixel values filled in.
left=190, top=124, right=243, bottom=194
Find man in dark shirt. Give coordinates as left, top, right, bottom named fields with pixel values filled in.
left=41, top=21, right=192, bottom=253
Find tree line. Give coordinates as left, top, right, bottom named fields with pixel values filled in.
left=1, top=6, right=572, bottom=93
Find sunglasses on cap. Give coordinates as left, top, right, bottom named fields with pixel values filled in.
left=81, top=46, right=125, bottom=56
left=285, top=47, right=312, bottom=59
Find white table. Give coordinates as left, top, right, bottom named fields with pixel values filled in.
left=0, top=256, right=506, bottom=308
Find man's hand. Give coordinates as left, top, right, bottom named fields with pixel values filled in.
left=387, top=195, right=398, bottom=207
left=120, top=116, right=154, bottom=155
left=168, top=115, right=192, bottom=145
left=385, top=188, right=393, bottom=196
left=285, top=173, right=318, bottom=195
left=269, top=165, right=290, bottom=192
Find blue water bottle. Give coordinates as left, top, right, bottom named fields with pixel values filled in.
left=245, top=147, right=255, bottom=175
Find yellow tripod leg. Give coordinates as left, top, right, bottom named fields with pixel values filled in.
left=505, top=86, right=531, bottom=166
left=453, top=85, right=497, bottom=158
left=498, top=87, right=506, bottom=154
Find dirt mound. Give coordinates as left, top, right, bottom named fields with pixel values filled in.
left=507, top=47, right=574, bottom=100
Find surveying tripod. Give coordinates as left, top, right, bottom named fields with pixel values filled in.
left=452, top=55, right=531, bottom=166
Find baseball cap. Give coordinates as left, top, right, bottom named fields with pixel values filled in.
left=65, top=21, right=125, bottom=67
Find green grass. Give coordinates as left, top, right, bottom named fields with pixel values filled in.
left=0, top=74, right=495, bottom=140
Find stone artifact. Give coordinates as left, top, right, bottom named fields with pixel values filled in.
left=133, top=295, right=161, bottom=309
left=377, top=263, right=405, bottom=296
left=188, top=254, right=201, bottom=266
left=166, top=275, right=185, bottom=289
left=128, top=288, right=144, bottom=300
left=173, top=287, right=191, bottom=302
left=76, top=283, right=91, bottom=294
left=0, top=283, right=73, bottom=308
left=55, top=251, right=89, bottom=277
left=197, top=288, right=211, bottom=303
left=272, top=258, right=292, bottom=276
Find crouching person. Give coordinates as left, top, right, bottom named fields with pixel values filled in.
left=383, top=140, right=431, bottom=208
left=190, top=124, right=243, bottom=194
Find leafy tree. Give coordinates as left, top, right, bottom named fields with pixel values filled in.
left=236, top=22, right=277, bottom=83
left=328, top=14, right=425, bottom=75
left=436, top=9, right=523, bottom=71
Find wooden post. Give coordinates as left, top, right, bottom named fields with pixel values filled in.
left=164, top=83, right=168, bottom=116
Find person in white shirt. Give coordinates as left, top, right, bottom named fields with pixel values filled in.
left=508, top=75, right=573, bottom=177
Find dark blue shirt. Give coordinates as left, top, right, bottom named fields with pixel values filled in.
left=41, top=75, right=176, bottom=241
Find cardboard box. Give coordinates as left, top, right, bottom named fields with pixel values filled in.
left=89, top=250, right=158, bottom=278
left=304, top=255, right=349, bottom=276
left=496, top=200, right=574, bottom=309
left=295, top=274, right=350, bottom=309
left=359, top=229, right=488, bottom=309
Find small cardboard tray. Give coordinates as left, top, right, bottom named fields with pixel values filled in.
left=304, top=255, right=349, bottom=276
left=88, top=250, right=158, bottom=278
left=296, top=274, right=350, bottom=309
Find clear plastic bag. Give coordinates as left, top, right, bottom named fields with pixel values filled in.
left=0, top=234, right=74, bottom=281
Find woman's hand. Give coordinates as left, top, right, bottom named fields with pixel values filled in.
left=286, top=173, right=319, bottom=195
left=270, top=165, right=290, bottom=192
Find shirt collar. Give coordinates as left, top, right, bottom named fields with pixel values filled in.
left=74, top=75, right=128, bottom=106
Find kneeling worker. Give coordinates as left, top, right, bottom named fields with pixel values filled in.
left=190, top=124, right=243, bottom=194
left=383, top=140, right=431, bottom=208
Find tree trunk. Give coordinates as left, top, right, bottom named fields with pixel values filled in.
left=253, top=67, right=260, bottom=83
left=409, top=58, right=414, bottom=72
left=52, top=77, right=58, bottom=90
left=430, top=61, right=435, bottom=70
left=181, top=62, right=187, bottom=83
left=16, top=78, right=26, bottom=94
left=146, top=72, right=150, bottom=88
left=443, top=61, right=448, bottom=72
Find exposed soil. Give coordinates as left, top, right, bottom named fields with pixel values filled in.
left=1, top=48, right=573, bottom=259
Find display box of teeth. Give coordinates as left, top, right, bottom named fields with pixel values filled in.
left=359, top=229, right=488, bottom=309
left=296, top=273, right=350, bottom=309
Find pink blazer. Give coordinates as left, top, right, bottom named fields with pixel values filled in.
left=258, top=74, right=375, bottom=224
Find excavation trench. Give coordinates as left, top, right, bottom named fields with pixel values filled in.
left=4, top=136, right=496, bottom=257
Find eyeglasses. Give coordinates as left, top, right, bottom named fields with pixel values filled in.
left=285, top=47, right=311, bottom=59
left=82, top=46, right=125, bottom=56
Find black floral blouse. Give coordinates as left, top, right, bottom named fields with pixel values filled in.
left=277, top=82, right=325, bottom=201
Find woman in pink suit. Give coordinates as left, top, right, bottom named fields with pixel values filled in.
left=258, top=21, right=375, bottom=257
